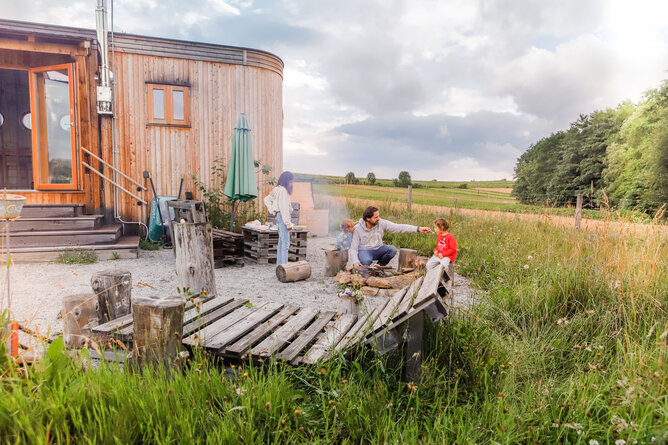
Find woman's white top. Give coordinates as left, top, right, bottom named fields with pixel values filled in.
left=263, top=185, right=294, bottom=228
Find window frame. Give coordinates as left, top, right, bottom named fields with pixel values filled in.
left=146, top=83, right=191, bottom=127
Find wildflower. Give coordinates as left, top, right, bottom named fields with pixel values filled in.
left=265, top=402, right=272, bottom=410
left=243, top=372, right=249, bottom=377
left=500, top=364, right=505, bottom=368
left=563, top=423, right=583, bottom=430
left=328, top=400, right=334, bottom=405
left=508, top=361, right=512, bottom=365
left=523, top=264, right=530, bottom=269
left=615, top=440, right=626, bottom=445
left=235, top=387, right=246, bottom=396
left=596, top=352, right=602, bottom=357
left=407, top=382, right=418, bottom=394
left=294, top=409, right=302, bottom=416
left=614, top=280, right=622, bottom=289
left=527, top=255, right=533, bottom=260
left=387, top=402, right=393, bottom=409
left=281, top=419, right=286, bottom=425
left=557, top=317, right=569, bottom=325
left=589, top=440, right=599, bottom=445
left=586, top=310, right=595, bottom=315
left=611, top=415, right=629, bottom=432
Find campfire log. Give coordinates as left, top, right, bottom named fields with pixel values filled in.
left=325, top=249, right=348, bottom=276
left=276, top=260, right=312, bottom=283
left=398, top=248, right=418, bottom=273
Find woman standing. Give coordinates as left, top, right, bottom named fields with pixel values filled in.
left=264, top=171, right=294, bottom=265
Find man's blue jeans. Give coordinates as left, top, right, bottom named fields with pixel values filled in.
left=358, top=245, right=397, bottom=266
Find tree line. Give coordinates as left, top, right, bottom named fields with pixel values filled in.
left=513, top=80, right=668, bottom=214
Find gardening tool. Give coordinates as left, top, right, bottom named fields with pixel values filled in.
left=177, top=176, right=184, bottom=200
left=143, top=170, right=169, bottom=244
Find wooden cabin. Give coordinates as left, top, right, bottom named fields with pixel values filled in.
left=0, top=19, right=283, bottom=261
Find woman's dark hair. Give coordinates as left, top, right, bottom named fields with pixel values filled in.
left=277, top=171, right=294, bottom=195
left=363, top=206, right=378, bottom=221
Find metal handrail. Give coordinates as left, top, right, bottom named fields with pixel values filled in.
left=80, top=146, right=147, bottom=191
left=81, top=160, right=147, bottom=205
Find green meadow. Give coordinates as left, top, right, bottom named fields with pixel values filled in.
left=0, top=198, right=666, bottom=443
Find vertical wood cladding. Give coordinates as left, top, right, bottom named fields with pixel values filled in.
left=108, top=52, right=283, bottom=223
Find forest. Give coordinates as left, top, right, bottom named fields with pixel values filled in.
left=513, top=80, right=668, bottom=214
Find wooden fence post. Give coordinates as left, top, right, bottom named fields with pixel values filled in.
left=575, top=194, right=583, bottom=229
left=62, top=293, right=99, bottom=348
left=407, top=185, right=412, bottom=213
left=132, top=295, right=184, bottom=372
left=91, top=270, right=132, bottom=323
left=173, top=222, right=217, bottom=298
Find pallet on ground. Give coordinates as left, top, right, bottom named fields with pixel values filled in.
left=211, top=228, right=244, bottom=268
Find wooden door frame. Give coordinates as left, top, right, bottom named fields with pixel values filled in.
left=28, top=62, right=79, bottom=190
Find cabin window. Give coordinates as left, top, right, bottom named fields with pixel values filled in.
left=147, top=83, right=190, bottom=127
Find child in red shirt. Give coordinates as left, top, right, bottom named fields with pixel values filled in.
left=426, top=218, right=457, bottom=270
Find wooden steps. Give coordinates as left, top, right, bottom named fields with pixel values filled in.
left=6, top=204, right=139, bottom=262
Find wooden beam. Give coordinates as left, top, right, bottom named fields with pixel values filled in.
left=0, top=37, right=84, bottom=55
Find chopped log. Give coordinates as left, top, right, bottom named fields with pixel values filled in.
left=173, top=222, right=217, bottom=298
left=325, top=249, right=348, bottom=276
left=132, top=295, right=185, bottom=372
left=62, top=293, right=99, bottom=349
left=398, top=248, right=417, bottom=273
left=276, top=260, right=311, bottom=283
left=367, top=274, right=419, bottom=290
left=416, top=256, right=429, bottom=269
left=90, top=270, right=132, bottom=323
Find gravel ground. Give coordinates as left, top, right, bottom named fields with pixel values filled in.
left=10, top=235, right=477, bottom=341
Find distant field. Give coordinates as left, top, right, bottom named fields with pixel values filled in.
left=293, top=173, right=514, bottom=190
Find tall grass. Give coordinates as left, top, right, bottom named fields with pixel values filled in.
left=1, top=201, right=666, bottom=443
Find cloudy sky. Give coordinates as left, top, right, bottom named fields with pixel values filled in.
left=3, top=0, right=667, bottom=180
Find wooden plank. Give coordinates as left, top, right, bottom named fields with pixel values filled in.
left=301, top=314, right=357, bottom=364
left=224, top=306, right=299, bottom=357
left=204, top=303, right=284, bottom=350
left=413, top=265, right=444, bottom=308
left=182, top=304, right=254, bottom=348
left=334, top=306, right=378, bottom=353
left=370, top=284, right=413, bottom=333
left=275, top=311, right=336, bottom=362
left=252, top=308, right=318, bottom=357
left=183, top=297, right=233, bottom=323
left=345, top=298, right=392, bottom=347
left=182, top=298, right=246, bottom=337
left=92, top=313, right=133, bottom=335
left=392, top=277, right=424, bottom=320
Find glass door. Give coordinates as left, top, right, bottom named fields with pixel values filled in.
left=29, top=63, right=78, bottom=189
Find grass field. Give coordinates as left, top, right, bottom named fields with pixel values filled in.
left=1, top=194, right=666, bottom=443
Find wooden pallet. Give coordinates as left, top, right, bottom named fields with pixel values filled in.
left=212, top=229, right=244, bottom=268
left=242, top=227, right=308, bottom=263
left=92, top=265, right=452, bottom=379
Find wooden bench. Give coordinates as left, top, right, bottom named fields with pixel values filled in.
left=92, top=264, right=453, bottom=381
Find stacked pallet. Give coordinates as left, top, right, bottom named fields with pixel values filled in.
left=211, top=229, right=245, bottom=268
left=242, top=226, right=308, bottom=264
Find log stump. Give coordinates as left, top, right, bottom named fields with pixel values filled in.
left=398, top=248, right=418, bottom=273
left=62, top=293, right=99, bottom=349
left=90, top=270, right=132, bottom=323
left=173, top=222, right=217, bottom=298
left=325, top=249, right=348, bottom=276
left=276, top=260, right=311, bottom=283
left=132, top=295, right=185, bottom=372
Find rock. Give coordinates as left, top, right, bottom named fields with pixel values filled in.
left=377, top=288, right=397, bottom=297
left=361, top=286, right=379, bottom=296
left=366, top=277, right=393, bottom=289
left=334, top=271, right=352, bottom=284
left=351, top=274, right=367, bottom=287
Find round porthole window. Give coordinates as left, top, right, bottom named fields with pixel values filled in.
left=21, top=112, right=32, bottom=130
left=59, top=115, right=71, bottom=131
